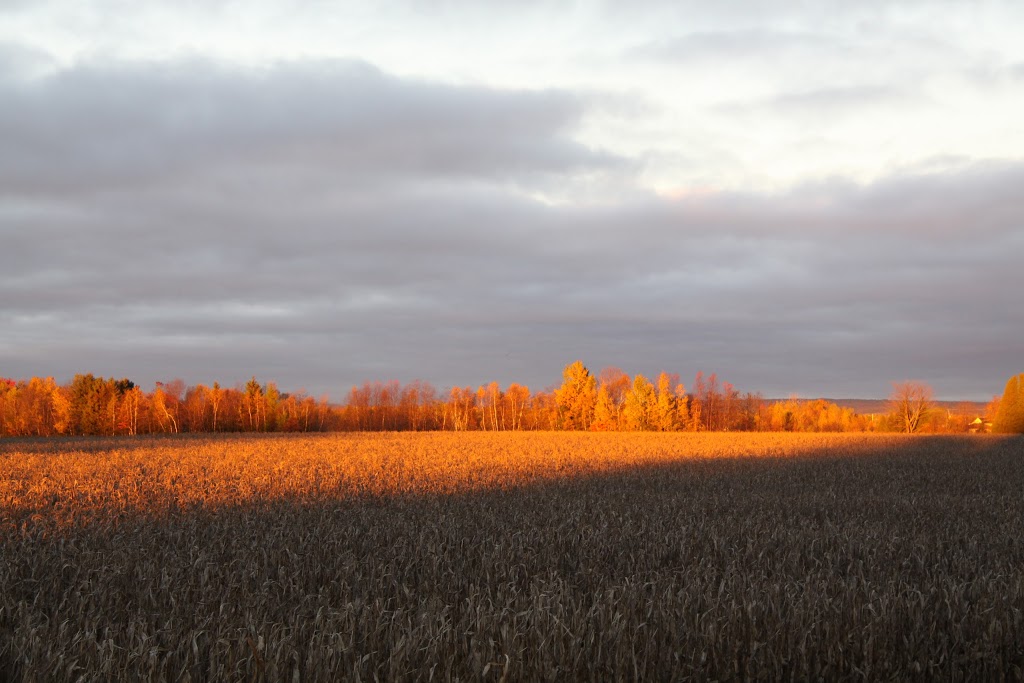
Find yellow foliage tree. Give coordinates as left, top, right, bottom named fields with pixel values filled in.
left=555, top=361, right=597, bottom=430
left=592, top=384, right=617, bottom=431
left=653, top=372, right=681, bottom=431
left=622, top=374, right=656, bottom=431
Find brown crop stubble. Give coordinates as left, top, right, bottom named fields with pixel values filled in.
left=1, top=432, right=1024, bottom=681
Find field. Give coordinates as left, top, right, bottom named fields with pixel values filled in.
left=2, top=432, right=1023, bottom=681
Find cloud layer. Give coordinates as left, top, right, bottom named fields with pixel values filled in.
left=1, top=52, right=1021, bottom=400
left=5, top=0, right=1024, bottom=403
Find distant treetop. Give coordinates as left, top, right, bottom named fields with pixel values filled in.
left=993, top=374, right=1024, bottom=434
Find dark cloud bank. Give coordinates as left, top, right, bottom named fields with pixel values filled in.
left=1, top=53, right=1020, bottom=400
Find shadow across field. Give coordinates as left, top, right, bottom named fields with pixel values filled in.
left=2, top=433, right=1023, bottom=681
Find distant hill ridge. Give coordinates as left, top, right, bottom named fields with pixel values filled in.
left=768, top=398, right=990, bottom=416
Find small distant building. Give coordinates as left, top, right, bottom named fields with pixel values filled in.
left=968, top=417, right=993, bottom=434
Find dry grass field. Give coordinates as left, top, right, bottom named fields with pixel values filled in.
left=2, top=432, right=1023, bottom=681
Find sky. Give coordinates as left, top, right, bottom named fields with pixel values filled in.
left=1, top=1, right=1023, bottom=401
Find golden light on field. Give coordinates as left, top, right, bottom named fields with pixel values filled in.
left=1, top=432, right=947, bottom=529
left=2, top=432, right=1023, bottom=680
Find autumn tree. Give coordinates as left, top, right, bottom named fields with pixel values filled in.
left=244, top=377, right=264, bottom=431
left=720, top=381, right=742, bottom=431
left=993, top=373, right=1024, bottom=434
left=16, top=377, right=68, bottom=436
left=947, top=402, right=977, bottom=433
left=598, top=367, right=630, bottom=427
left=555, top=361, right=597, bottom=430
left=374, top=381, right=401, bottom=430
left=504, top=383, right=530, bottom=431
left=476, top=385, right=490, bottom=430
left=524, top=390, right=558, bottom=430
left=985, top=394, right=1000, bottom=425
left=182, top=384, right=209, bottom=432
left=653, top=372, right=682, bottom=431
left=0, top=379, right=30, bottom=436
left=217, top=386, right=244, bottom=431
left=445, top=387, right=475, bottom=431
left=476, top=382, right=503, bottom=431
left=0, top=379, right=14, bottom=435
left=888, top=381, right=933, bottom=434
left=16, top=378, right=42, bottom=435
left=0, top=377, right=69, bottom=435
left=768, top=399, right=796, bottom=432
left=150, top=381, right=180, bottom=433
left=622, top=374, right=657, bottom=431
left=209, top=382, right=223, bottom=432
left=344, top=383, right=371, bottom=431
left=316, top=394, right=333, bottom=431
left=68, top=374, right=106, bottom=435
left=592, top=384, right=617, bottom=431
left=121, top=385, right=142, bottom=435
left=400, top=380, right=438, bottom=431
left=735, top=392, right=765, bottom=431
left=265, top=382, right=282, bottom=431
left=692, top=372, right=724, bottom=431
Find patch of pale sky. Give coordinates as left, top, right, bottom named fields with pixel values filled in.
left=6, top=1, right=1024, bottom=197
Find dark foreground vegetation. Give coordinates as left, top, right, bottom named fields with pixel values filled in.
left=2, top=432, right=1023, bottom=681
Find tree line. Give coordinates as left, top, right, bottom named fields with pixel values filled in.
left=0, top=375, right=332, bottom=437
left=0, top=362, right=1016, bottom=437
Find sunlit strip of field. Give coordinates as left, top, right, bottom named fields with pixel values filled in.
left=2, top=432, right=1023, bottom=681
left=0, top=432, right=966, bottom=530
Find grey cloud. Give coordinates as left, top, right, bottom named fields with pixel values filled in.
left=0, top=55, right=619, bottom=195
left=626, top=16, right=971, bottom=89
left=2, top=57, right=1021, bottom=400
left=0, top=0, right=39, bottom=12
left=715, top=85, right=923, bottom=121
left=609, top=0, right=993, bottom=29
left=0, top=41, right=55, bottom=79
left=7, top=162, right=1023, bottom=399
left=631, top=28, right=844, bottom=63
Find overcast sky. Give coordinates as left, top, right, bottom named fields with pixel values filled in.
left=2, top=1, right=1023, bottom=400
